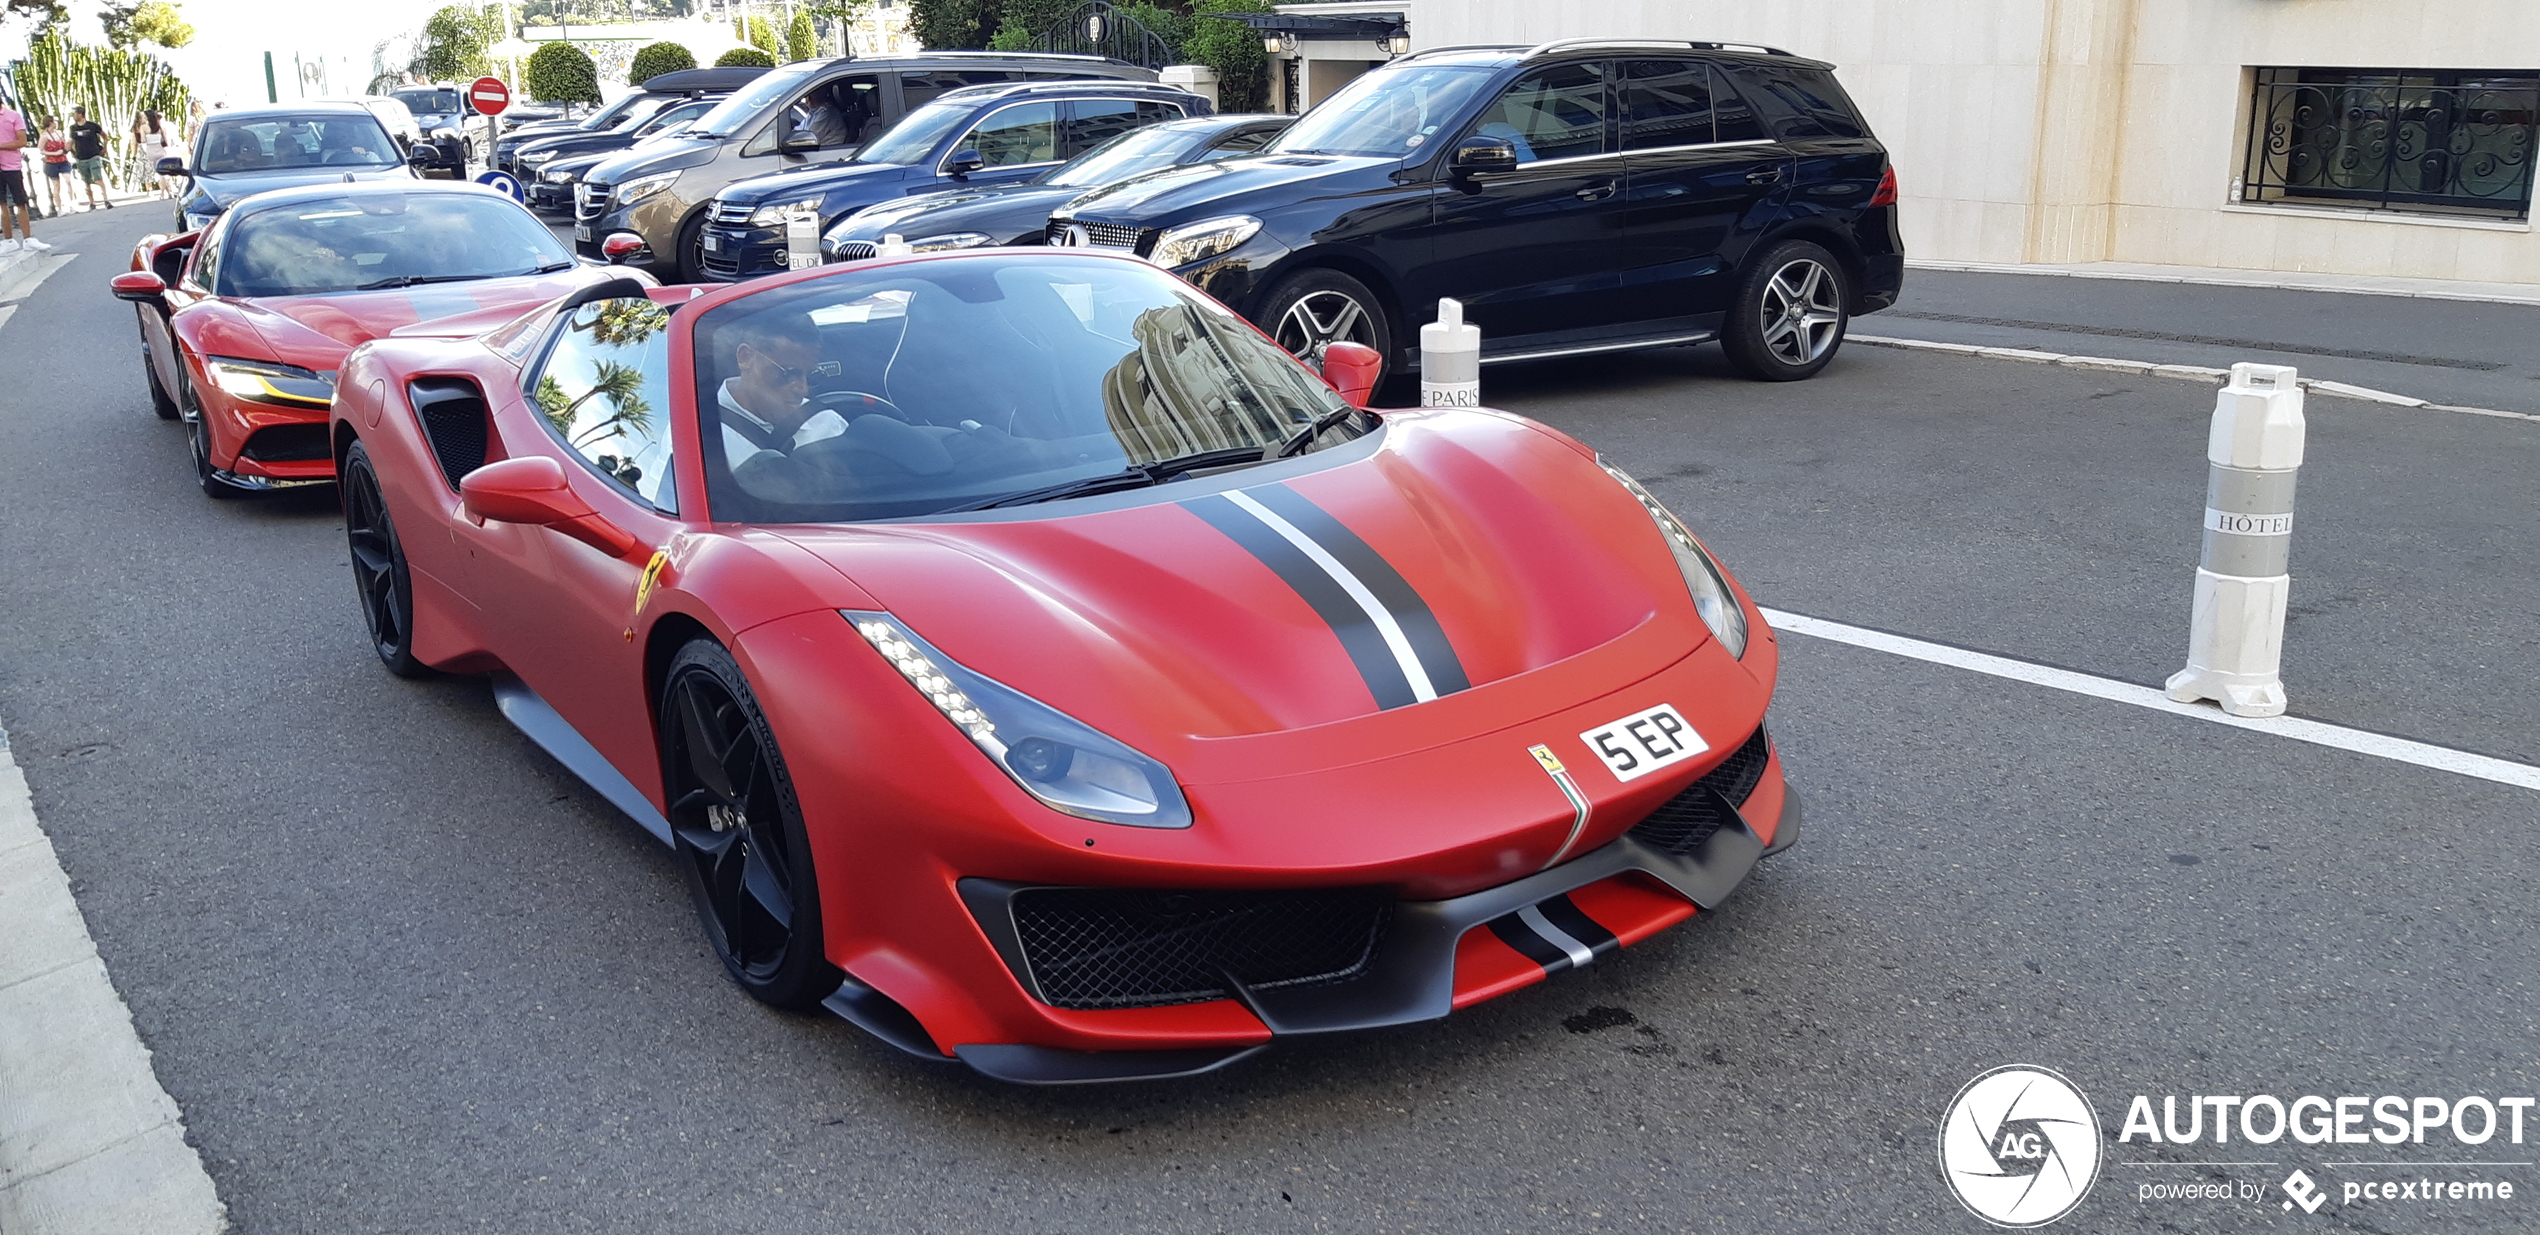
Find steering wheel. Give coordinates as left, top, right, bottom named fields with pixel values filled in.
left=811, top=389, right=909, bottom=422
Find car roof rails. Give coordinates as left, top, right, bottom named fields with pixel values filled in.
left=911, top=50, right=1134, bottom=65
left=938, top=79, right=1200, bottom=103
left=1392, top=44, right=1527, bottom=64
left=1523, top=36, right=1796, bottom=58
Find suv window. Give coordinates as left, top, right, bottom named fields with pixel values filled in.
left=1471, top=62, right=1609, bottom=163
left=900, top=70, right=1014, bottom=112
left=1735, top=65, right=1870, bottom=140
left=1206, top=125, right=1280, bottom=157
left=531, top=297, right=679, bottom=513
left=1711, top=67, right=1769, bottom=143
left=962, top=101, right=1060, bottom=167
left=786, top=76, right=882, bottom=150
left=1063, top=99, right=1184, bottom=156
left=1621, top=60, right=1713, bottom=150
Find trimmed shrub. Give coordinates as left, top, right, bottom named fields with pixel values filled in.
left=628, top=41, right=696, bottom=85
left=715, top=46, right=776, bottom=68
left=524, top=41, right=601, bottom=105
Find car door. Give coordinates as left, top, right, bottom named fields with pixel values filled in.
left=462, top=294, right=685, bottom=784
left=1619, top=60, right=1793, bottom=325
left=945, top=100, right=1064, bottom=188
left=1059, top=98, right=1187, bottom=160
left=1418, top=60, right=1636, bottom=343
left=140, top=235, right=203, bottom=399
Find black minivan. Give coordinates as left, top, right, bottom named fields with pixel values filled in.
left=1047, top=39, right=1902, bottom=381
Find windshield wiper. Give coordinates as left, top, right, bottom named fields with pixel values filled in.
left=354, top=272, right=500, bottom=290
left=1274, top=406, right=1365, bottom=459
left=940, top=446, right=1276, bottom=513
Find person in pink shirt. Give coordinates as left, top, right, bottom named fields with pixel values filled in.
left=0, top=96, right=45, bottom=252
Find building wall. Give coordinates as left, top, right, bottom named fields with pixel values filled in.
left=1409, top=0, right=2540, bottom=284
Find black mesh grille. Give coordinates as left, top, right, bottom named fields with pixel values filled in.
left=1046, top=220, right=1149, bottom=251
left=407, top=378, right=488, bottom=491
left=238, top=422, right=330, bottom=463
left=699, top=247, right=743, bottom=278
left=1011, top=887, right=1391, bottom=1010
left=1629, top=725, right=1773, bottom=856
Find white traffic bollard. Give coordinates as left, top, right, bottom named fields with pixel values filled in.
left=877, top=232, right=915, bottom=258
left=2164, top=362, right=2305, bottom=718
left=785, top=213, right=822, bottom=270
left=1419, top=297, right=1480, bottom=408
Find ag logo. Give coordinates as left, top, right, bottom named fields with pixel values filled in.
left=1938, top=1065, right=2102, bottom=1227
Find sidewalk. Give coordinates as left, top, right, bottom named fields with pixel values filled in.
left=0, top=188, right=166, bottom=297
left=1906, top=257, right=2540, bottom=308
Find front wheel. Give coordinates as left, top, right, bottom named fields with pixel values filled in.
left=1721, top=240, right=1850, bottom=382
left=1257, top=267, right=1394, bottom=379
left=176, top=359, right=244, bottom=499
left=662, top=639, right=842, bottom=1011
left=341, top=441, right=429, bottom=678
left=674, top=210, right=710, bottom=284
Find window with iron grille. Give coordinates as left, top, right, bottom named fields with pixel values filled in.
left=2240, top=67, right=2538, bottom=221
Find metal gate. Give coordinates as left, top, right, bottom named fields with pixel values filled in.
left=1030, top=1, right=1178, bottom=71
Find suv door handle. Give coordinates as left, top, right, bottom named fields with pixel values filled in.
left=1575, top=182, right=1617, bottom=202
left=1746, top=166, right=1785, bottom=185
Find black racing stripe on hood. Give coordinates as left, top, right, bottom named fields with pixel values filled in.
left=1240, top=482, right=1470, bottom=696
left=1181, top=492, right=1418, bottom=711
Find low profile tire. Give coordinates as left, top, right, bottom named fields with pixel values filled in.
left=341, top=441, right=429, bottom=679
left=661, top=639, right=842, bottom=1011
left=137, top=310, right=178, bottom=420
left=1257, top=267, right=1393, bottom=379
left=1721, top=239, right=1851, bottom=382
left=175, top=358, right=244, bottom=500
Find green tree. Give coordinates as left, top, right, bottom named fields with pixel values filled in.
left=715, top=46, right=775, bottom=67
left=785, top=8, right=815, bottom=60
left=743, top=13, right=778, bottom=56
left=1187, top=0, right=1271, bottom=110
left=628, top=40, right=695, bottom=84
left=1121, top=2, right=1190, bottom=55
left=524, top=40, right=600, bottom=103
left=906, top=0, right=994, bottom=51
left=984, top=14, right=1027, bottom=50
left=416, top=4, right=502, bottom=81
left=100, top=0, right=192, bottom=50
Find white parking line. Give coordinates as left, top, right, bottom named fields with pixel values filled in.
left=1760, top=607, right=2540, bottom=794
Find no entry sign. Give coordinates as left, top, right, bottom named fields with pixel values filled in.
left=469, top=76, right=510, bottom=117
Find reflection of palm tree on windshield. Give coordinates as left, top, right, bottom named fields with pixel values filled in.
left=590, top=300, right=670, bottom=348
left=536, top=362, right=654, bottom=486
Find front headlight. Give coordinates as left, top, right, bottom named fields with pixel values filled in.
left=614, top=171, right=678, bottom=206
left=204, top=356, right=334, bottom=407
left=907, top=232, right=992, bottom=253
left=540, top=168, right=577, bottom=184
left=1149, top=214, right=1261, bottom=268
left=847, top=612, right=1192, bottom=829
left=748, top=196, right=824, bottom=227
left=1599, top=461, right=1749, bottom=659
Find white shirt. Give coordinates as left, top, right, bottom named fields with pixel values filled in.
left=717, top=379, right=845, bottom=469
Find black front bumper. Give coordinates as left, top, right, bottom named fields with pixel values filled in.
left=698, top=221, right=790, bottom=282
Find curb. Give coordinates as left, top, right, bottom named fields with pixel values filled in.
left=1904, top=257, right=2540, bottom=308
left=1847, top=334, right=2540, bottom=424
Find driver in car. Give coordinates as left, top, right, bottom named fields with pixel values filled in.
left=717, top=314, right=844, bottom=470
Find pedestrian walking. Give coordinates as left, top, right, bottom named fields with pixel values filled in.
left=38, top=115, right=71, bottom=219
left=134, top=109, right=171, bottom=198
left=68, top=107, right=109, bottom=211
left=0, top=96, right=47, bottom=253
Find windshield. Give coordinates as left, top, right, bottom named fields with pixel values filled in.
left=218, top=192, right=573, bottom=297
left=695, top=255, right=1350, bottom=522
left=607, top=94, right=675, bottom=132
left=393, top=89, right=461, bottom=116
left=197, top=116, right=400, bottom=173
left=636, top=99, right=716, bottom=137
left=691, top=63, right=820, bottom=137
left=1270, top=64, right=1500, bottom=158
left=1044, top=125, right=1195, bottom=188
left=853, top=98, right=974, bottom=166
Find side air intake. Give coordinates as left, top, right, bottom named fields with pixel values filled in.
left=406, top=377, right=490, bottom=490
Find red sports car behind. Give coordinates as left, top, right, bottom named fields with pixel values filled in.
left=328, top=250, right=1797, bottom=1083
left=114, top=180, right=634, bottom=497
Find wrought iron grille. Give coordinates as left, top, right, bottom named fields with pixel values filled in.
left=2241, top=68, right=2538, bottom=221
left=1029, top=1, right=1178, bottom=70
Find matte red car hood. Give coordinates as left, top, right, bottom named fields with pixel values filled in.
left=772, top=411, right=1716, bottom=774
left=233, top=267, right=616, bottom=363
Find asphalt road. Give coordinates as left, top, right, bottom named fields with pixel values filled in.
left=2, top=209, right=2534, bottom=1233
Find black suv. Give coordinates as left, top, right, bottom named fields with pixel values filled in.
left=1047, top=39, right=1901, bottom=380
left=697, top=80, right=1209, bottom=281
left=575, top=52, right=1156, bottom=280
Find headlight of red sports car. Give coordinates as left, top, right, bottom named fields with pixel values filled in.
left=846, top=611, right=1193, bottom=829
left=203, top=356, right=335, bottom=407
left=1598, top=460, right=1750, bottom=659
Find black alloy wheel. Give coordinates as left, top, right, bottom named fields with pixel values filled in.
left=341, top=441, right=429, bottom=678
left=175, top=358, right=243, bottom=499
left=1259, top=267, right=1392, bottom=379
left=137, top=309, right=179, bottom=420
left=661, top=639, right=842, bottom=1010
left=1721, top=239, right=1851, bottom=382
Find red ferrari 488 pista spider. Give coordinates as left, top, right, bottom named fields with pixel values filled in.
left=113, top=181, right=635, bottom=497
left=328, top=249, right=1798, bottom=1083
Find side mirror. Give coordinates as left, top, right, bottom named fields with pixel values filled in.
left=943, top=148, right=984, bottom=177
left=1320, top=341, right=1383, bottom=408
left=459, top=456, right=644, bottom=560
left=111, top=271, right=168, bottom=303
left=1449, top=136, right=1518, bottom=178
left=777, top=112, right=818, bottom=154
left=156, top=156, right=189, bottom=178
left=406, top=144, right=443, bottom=170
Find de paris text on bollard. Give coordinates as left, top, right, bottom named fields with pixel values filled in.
left=1419, top=297, right=1480, bottom=408
left=2165, top=363, right=2305, bottom=718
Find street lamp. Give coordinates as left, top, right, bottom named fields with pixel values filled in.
left=1388, top=30, right=1411, bottom=56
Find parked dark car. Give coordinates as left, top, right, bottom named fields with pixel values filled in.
left=163, top=102, right=418, bottom=233
left=573, top=51, right=1157, bottom=279
left=1046, top=39, right=1901, bottom=381
left=495, top=67, right=770, bottom=175
left=818, top=112, right=1289, bottom=259
left=391, top=84, right=481, bottom=169
left=519, top=96, right=726, bottom=212
left=694, top=80, right=1212, bottom=280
